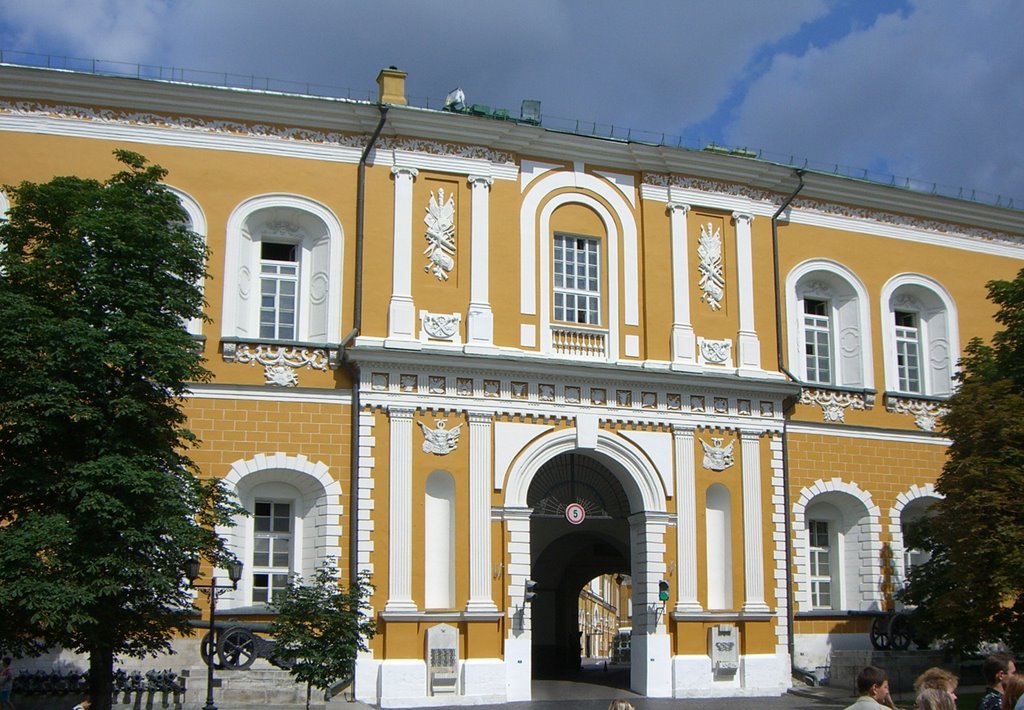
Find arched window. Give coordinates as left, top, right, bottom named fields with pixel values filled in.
left=424, top=470, right=456, bottom=609
left=705, top=484, right=733, bottom=610
left=786, top=260, right=872, bottom=389
left=794, top=485, right=884, bottom=610
left=166, top=187, right=207, bottom=337
left=881, top=275, right=958, bottom=397
left=219, top=455, right=342, bottom=609
left=222, top=195, right=344, bottom=344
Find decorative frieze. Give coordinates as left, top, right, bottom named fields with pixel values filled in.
left=799, top=387, right=875, bottom=422
left=698, top=337, right=732, bottom=366
left=420, top=310, right=461, bottom=342
left=885, top=395, right=950, bottom=432
left=222, top=342, right=334, bottom=387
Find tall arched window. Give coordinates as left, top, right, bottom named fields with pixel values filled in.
left=705, top=484, right=733, bottom=610
left=425, top=470, right=456, bottom=609
left=800, top=491, right=877, bottom=612
left=786, top=260, right=873, bottom=389
left=222, top=195, right=344, bottom=344
left=880, top=274, right=958, bottom=397
left=166, top=186, right=207, bottom=337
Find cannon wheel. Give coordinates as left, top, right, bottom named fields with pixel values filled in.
left=200, top=631, right=220, bottom=668
left=869, top=616, right=891, bottom=650
left=890, top=613, right=913, bottom=651
left=218, top=626, right=258, bottom=670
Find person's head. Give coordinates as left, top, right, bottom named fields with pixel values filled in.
left=857, top=666, right=890, bottom=701
left=1002, top=675, right=1024, bottom=710
left=76, top=698, right=92, bottom=709
left=917, top=688, right=957, bottom=710
left=983, top=652, right=1017, bottom=690
left=608, top=700, right=634, bottom=710
left=915, top=667, right=959, bottom=700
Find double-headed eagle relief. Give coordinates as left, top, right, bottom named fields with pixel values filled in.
left=424, top=188, right=456, bottom=281
left=700, top=437, right=735, bottom=471
left=697, top=222, right=724, bottom=310
left=417, top=418, right=463, bottom=455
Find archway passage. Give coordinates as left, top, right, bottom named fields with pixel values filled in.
left=527, top=452, right=631, bottom=681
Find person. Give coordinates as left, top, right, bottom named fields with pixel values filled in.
left=915, top=666, right=959, bottom=701
left=0, top=657, right=13, bottom=710
left=71, top=698, right=91, bottom=710
left=978, top=652, right=1017, bottom=710
left=1002, top=675, right=1024, bottom=710
left=844, top=666, right=893, bottom=710
left=608, top=701, right=634, bottom=710
left=918, top=688, right=957, bottom=710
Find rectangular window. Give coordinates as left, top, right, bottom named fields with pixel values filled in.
left=259, top=242, right=298, bottom=341
left=803, top=299, right=832, bottom=385
left=808, top=519, right=832, bottom=609
left=553, top=234, right=601, bottom=325
left=895, top=310, right=922, bottom=394
left=253, top=500, right=292, bottom=605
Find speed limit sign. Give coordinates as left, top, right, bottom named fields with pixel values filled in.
left=565, top=503, right=586, bottom=525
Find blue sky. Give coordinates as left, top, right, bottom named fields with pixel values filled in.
left=1, top=0, right=1021, bottom=208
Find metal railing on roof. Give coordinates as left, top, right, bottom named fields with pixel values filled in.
left=0, top=48, right=1018, bottom=211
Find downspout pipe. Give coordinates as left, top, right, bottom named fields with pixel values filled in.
left=345, top=105, right=389, bottom=584
left=771, top=170, right=805, bottom=675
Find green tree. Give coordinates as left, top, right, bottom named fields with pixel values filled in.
left=0, top=151, right=240, bottom=710
left=900, top=268, right=1024, bottom=653
left=271, top=562, right=376, bottom=710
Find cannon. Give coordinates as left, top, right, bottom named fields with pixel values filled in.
left=868, top=610, right=924, bottom=651
left=198, top=623, right=294, bottom=671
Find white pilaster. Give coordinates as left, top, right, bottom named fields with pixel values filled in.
left=504, top=508, right=533, bottom=638
left=668, top=202, right=698, bottom=370
left=672, top=425, right=703, bottom=613
left=385, top=406, right=417, bottom=612
left=466, top=175, right=495, bottom=352
left=629, top=511, right=673, bottom=697
left=387, top=166, right=419, bottom=343
left=733, top=211, right=760, bottom=372
left=467, top=411, right=498, bottom=612
left=740, top=429, right=770, bottom=613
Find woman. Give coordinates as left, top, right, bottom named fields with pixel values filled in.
left=917, top=688, right=956, bottom=710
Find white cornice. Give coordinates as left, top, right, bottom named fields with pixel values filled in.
left=786, top=421, right=950, bottom=446
left=186, top=383, right=351, bottom=404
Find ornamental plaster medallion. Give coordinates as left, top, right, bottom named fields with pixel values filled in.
left=699, top=337, right=732, bottom=365
left=265, top=364, right=298, bottom=387
left=539, top=384, right=555, bottom=402
left=457, top=378, right=473, bottom=396
left=714, top=397, right=729, bottom=413
left=691, top=395, right=706, bottom=412
left=799, top=387, right=872, bottom=422
left=484, top=380, right=500, bottom=397
left=417, top=418, right=463, bottom=455
left=424, top=188, right=456, bottom=281
left=400, top=374, right=418, bottom=392
left=429, top=376, right=446, bottom=395
left=667, top=393, right=682, bottom=410
left=512, top=382, right=528, bottom=399
left=372, top=372, right=389, bottom=391
left=420, top=311, right=462, bottom=341
left=760, top=401, right=775, bottom=417
left=885, top=396, right=950, bottom=432
left=642, top=392, right=657, bottom=409
left=738, top=399, right=752, bottom=416
left=565, top=386, right=581, bottom=404
left=616, top=390, right=632, bottom=407
left=697, top=222, right=725, bottom=310
left=591, top=388, right=607, bottom=406
left=700, top=437, right=736, bottom=471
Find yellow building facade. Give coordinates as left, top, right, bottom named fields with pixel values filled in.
left=1, top=63, right=1023, bottom=705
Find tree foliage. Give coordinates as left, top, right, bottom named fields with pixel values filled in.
left=0, top=151, right=240, bottom=708
left=900, top=268, right=1024, bottom=653
left=271, top=562, right=376, bottom=709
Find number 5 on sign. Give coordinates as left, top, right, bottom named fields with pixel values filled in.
left=565, top=503, right=586, bottom=525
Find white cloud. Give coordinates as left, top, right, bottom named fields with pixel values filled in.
left=724, top=0, right=1024, bottom=202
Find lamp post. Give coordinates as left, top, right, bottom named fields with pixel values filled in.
left=187, top=557, right=243, bottom=710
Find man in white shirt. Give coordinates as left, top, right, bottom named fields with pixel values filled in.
left=844, top=666, right=894, bottom=710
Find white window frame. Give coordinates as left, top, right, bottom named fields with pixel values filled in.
left=553, top=232, right=602, bottom=326
left=803, top=298, right=833, bottom=385
left=807, top=519, right=834, bottom=609
left=258, top=243, right=300, bottom=341
left=893, top=310, right=922, bottom=394
left=222, top=194, right=343, bottom=344
left=252, top=499, right=294, bottom=606
left=786, top=259, right=873, bottom=389
left=166, top=186, right=207, bottom=337
left=880, top=274, right=958, bottom=397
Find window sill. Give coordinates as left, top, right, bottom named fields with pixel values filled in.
left=671, top=610, right=774, bottom=622
left=883, top=392, right=950, bottom=432
left=798, top=385, right=876, bottom=423
left=221, top=339, right=340, bottom=371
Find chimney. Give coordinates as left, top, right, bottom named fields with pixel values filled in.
left=376, top=66, right=407, bottom=106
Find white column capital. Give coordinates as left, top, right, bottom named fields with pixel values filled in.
left=671, top=423, right=696, bottom=436
left=739, top=428, right=766, bottom=441
left=732, top=211, right=754, bottom=225
left=468, top=174, right=494, bottom=189
left=387, top=406, right=415, bottom=420
left=467, top=410, right=493, bottom=424
left=391, top=165, right=419, bottom=179
left=666, top=201, right=691, bottom=216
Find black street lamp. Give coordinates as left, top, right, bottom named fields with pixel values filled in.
left=186, top=557, right=243, bottom=710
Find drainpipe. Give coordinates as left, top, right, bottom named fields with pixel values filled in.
left=344, top=105, right=389, bottom=584
left=771, top=170, right=805, bottom=675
